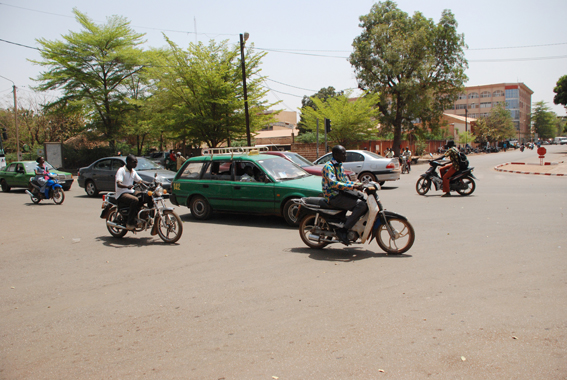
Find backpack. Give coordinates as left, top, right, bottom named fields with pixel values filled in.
left=458, top=151, right=469, bottom=169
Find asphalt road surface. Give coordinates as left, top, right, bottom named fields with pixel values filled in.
left=1, top=146, right=566, bottom=379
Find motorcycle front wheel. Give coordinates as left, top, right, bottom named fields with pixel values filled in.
left=299, top=214, right=330, bottom=249
left=106, top=208, right=128, bottom=238
left=415, top=178, right=431, bottom=195
left=376, top=218, right=415, bottom=255
left=157, top=212, right=183, bottom=244
left=52, top=188, right=65, bottom=205
left=455, top=176, right=476, bottom=196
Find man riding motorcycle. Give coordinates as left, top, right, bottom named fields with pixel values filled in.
left=321, top=145, right=366, bottom=245
left=115, top=154, right=153, bottom=230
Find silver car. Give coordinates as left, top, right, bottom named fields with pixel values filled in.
left=313, top=150, right=400, bottom=185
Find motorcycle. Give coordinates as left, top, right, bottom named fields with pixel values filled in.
left=100, top=181, right=183, bottom=244
left=26, top=173, right=65, bottom=204
left=400, top=156, right=411, bottom=174
left=415, top=154, right=476, bottom=196
left=294, top=182, right=415, bottom=255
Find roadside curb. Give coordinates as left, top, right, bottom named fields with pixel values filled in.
left=494, top=162, right=566, bottom=177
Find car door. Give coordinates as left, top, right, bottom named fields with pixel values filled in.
left=91, top=159, right=114, bottom=191
left=197, top=160, right=234, bottom=211
left=13, top=163, right=29, bottom=187
left=231, top=161, right=276, bottom=213
left=3, top=163, right=17, bottom=186
left=343, top=152, right=365, bottom=174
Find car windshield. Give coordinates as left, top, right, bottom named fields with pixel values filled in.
left=285, top=153, right=313, bottom=167
left=135, top=157, right=162, bottom=170
left=23, top=162, right=55, bottom=173
left=257, top=157, right=310, bottom=181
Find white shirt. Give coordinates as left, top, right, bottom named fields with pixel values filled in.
left=115, top=166, right=142, bottom=198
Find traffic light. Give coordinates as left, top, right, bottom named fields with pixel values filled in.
left=1, top=128, right=6, bottom=141
left=324, top=118, right=332, bottom=133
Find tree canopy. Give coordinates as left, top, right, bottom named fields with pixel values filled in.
left=148, top=38, right=274, bottom=148
left=300, top=91, right=381, bottom=148
left=531, top=101, right=557, bottom=139
left=553, top=75, right=567, bottom=109
left=473, top=103, right=516, bottom=144
left=349, top=1, right=467, bottom=155
left=31, top=9, right=147, bottom=149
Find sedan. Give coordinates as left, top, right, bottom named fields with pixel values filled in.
left=263, top=151, right=357, bottom=180
left=170, top=152, right=323, bottom=226
left=313, top=150, right=400, bottom=185
left=0, top=161, right=74, bottom=192
left=78, top=156, right=175, bottom=197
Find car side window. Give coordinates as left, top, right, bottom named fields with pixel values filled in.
left=346, top=152, right=364, bottom=162
left=112, top=160, right=125, bottom=171
left=316, top=154, right=332, bottom=165
left=179, top=162, right=205, bottom=179
left=94, top=159, right=112, bottom=171
left=235, top=161, right=265, bottom=182
left=6, top=163, right=16, bottom=172
left=203, top=160, right=232, bottom=181
left=16, top=164, right=24, bottom=173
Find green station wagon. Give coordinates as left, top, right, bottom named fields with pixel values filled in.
left=170, top=149, right=324, bottom=226
left=0, top=161, right=74, bottom=192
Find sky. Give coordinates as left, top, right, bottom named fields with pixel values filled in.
left=1, top=0, right=566, bottom=121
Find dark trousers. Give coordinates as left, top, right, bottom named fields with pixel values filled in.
left=118, top=191, right=153, bottom=225
left=328, top=193, right=368, bottom=230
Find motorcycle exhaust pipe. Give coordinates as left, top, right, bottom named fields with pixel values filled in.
left=106, top=221, right=127, bottom=230
left=308, top=234, right=335, bottom=244
left=25, top=190, right=33, bottom=197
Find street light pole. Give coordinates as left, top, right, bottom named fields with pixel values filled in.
left=239, top=33, right=251, bottom=147
left=0, top=75, right=20, bottom=160
left=464, top=108, right=468, bottom=146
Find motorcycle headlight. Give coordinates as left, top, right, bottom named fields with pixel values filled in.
left=153, top=186, right=164, bottom=197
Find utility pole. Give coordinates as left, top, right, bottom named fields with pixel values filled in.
left=316, top=118, right=319, bottom=158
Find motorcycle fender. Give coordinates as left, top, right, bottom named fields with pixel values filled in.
left=162, top=207, right=174, bottom=215
left=469, top=173, right=477, bottom=179
left=370, top=211, right=408, bottom=243
left=100, top=205, right=113, bottom=219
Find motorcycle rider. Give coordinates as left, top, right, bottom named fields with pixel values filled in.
left=402, top=147, right=412, bottom=170
left=439, top=140, right=460, bottom=197
left=34, top=156, right=50, bottom=197
left=322, top=145, right=366, bottom=245
left=115, top=154, right=152, bottom=230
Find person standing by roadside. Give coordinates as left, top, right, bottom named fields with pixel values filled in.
left=176, top=152, right=186, bottom=171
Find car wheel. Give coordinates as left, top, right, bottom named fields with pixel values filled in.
left=358, top=172, right=376, bottom=183
left=282, top=198, right=300, bottom=227
left=1, top=179, right=10, bottom=192
left=85, top=180, right=99, bottom=197
left=190, top=195, right=212, bottom=220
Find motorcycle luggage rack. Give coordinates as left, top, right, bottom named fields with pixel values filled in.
left=201, top=146, right=269, bottom=158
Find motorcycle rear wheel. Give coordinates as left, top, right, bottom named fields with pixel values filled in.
left=415, top=178, right=431, bottom=195
left=376, top=218, right=415, bottom=255
left=455, top=176, right=476, bottom=196
left=106, top=208, right=128, bottom=238
left=52, top=188, right=65, bottom=205
left=299, top=214, right=330, bottom=249
left=157, top=212, right=183, bottom=244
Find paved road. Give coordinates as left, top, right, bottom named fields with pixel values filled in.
left=1, top=146, right=566, bottom=379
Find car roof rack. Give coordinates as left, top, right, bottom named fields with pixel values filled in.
left=201, top=146, right=269, bottom=158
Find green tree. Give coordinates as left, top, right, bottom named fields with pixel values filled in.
left=553, top=75, right=567, bottom=109
left=531, top=101, right=557, bottom=139
left=298, top=87, right=343, bottom=132
left=300, top=91, right=381, bottom=148
left=149, top=38, right=274, bottom=148
left=349, top=1, right=468, bottom=155
left=31, top=9, right=147, bottom=149
left=474, top=103, right=516, bottom=144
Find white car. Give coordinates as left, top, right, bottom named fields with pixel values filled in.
left=313, top=150, right=400, bottom=185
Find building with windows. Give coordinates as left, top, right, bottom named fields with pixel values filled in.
left=444, top=83, right=533, bottom=141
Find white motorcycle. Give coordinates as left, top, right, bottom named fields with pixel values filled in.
left=294, top=182, right=415, bottom=254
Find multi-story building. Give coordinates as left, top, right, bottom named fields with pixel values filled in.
left=444, top=83, right=533, bottom=141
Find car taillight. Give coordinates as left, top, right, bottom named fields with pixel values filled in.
left=386, top=162, right=395, bottom=169
left=102, top=195, right=106, bottom=202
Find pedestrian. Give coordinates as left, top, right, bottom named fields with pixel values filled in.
left=176, top=152, right=186, bottom=171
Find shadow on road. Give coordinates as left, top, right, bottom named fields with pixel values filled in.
left=95, top=235, right=179, bottom=248
left=178, top=212, right=291, bottom=230
left=286, top=246, right=412, bottom=262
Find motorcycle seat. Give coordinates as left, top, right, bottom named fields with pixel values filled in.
left=303, top=197, right=331, bottom=209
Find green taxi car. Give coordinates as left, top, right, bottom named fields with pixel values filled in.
left=0, top=161, right=74, bottom=192
left=170, top=150, right=323, bottom=226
